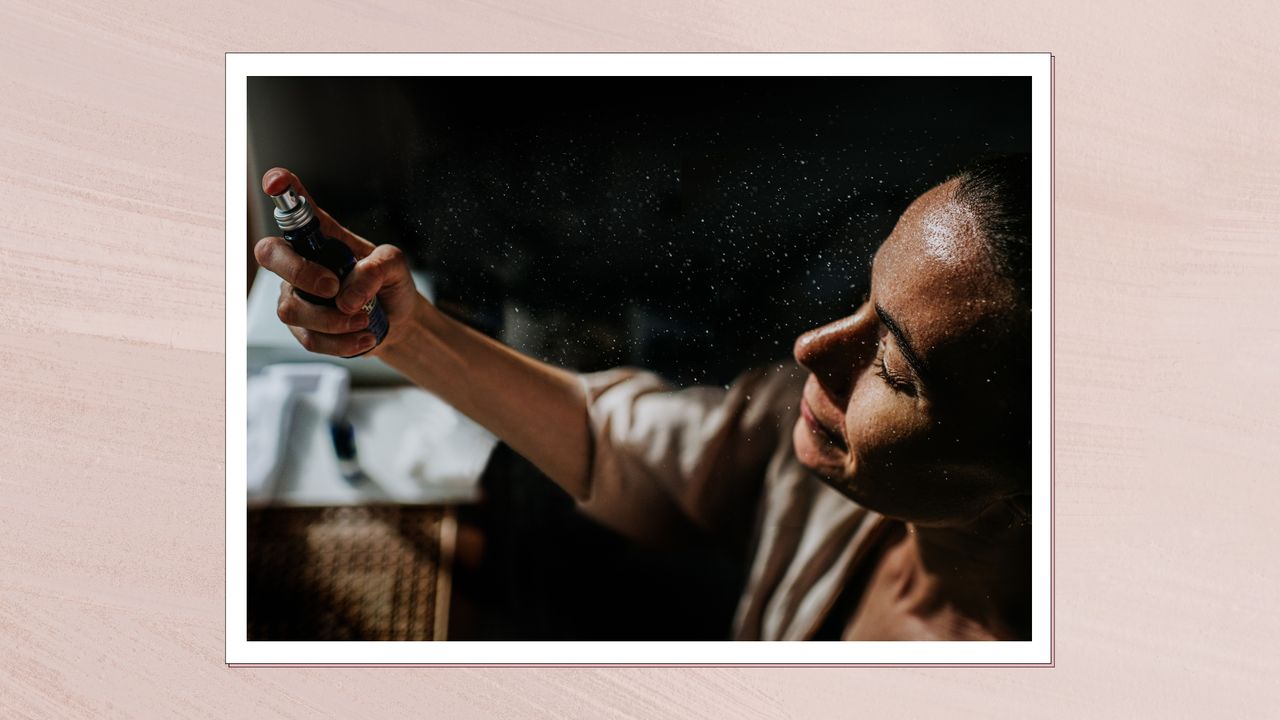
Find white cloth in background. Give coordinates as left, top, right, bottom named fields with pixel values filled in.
left=246, top=363, right=496, bottom=506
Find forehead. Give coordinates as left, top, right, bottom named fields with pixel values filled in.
left=872, top=181, right=1015, bottom=372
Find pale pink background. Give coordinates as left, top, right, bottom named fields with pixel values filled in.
left=2, top=0, right=1278, bottom=716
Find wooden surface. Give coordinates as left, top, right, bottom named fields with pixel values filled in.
left=2, top=1, right=1280, bottom=717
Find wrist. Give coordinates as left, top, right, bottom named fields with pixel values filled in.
left=374, top=293, right=477, bottom=415
left=376, top=293, right=439, bottom=363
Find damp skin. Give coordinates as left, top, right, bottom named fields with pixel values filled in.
left=791, top=179, right=1024, bottom=526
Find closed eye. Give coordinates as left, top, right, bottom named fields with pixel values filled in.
left=874, top=303, right=930, bottom=389
left=874, top=342, right=918, bottom=397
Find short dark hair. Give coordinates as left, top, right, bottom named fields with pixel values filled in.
left=952, top=154, right=1032, bottom=309
left=952, top=154, right=1033, bottom=475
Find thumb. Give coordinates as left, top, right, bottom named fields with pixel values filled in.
left=335, top=244, right=410, bottom=315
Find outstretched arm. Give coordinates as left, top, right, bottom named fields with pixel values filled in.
left=377, top=295, right=593, bottom=497
left=255, top=167, right=789, bottom=550
left=255, top=166, right=592, bottom=497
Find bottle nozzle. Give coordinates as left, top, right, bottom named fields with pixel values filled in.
left=270, top=186, right=302, bottom=213
left=269, top=185, right=313, bottom=231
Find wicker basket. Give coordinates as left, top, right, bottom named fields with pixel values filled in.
left=247, top=505, right=455, bottom=641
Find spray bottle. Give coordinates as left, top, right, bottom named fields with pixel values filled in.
left=265, top=179, right=390, bottom=356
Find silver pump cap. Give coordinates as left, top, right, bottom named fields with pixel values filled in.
left=270, top=186, right=314, bottom=231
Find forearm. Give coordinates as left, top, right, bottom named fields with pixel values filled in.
left=377, top=295, right=593, bottom=498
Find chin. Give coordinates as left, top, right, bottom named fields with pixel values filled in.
left=792, top=423, right=889, bottom=511
left=792, top=418, right=851, bottom=481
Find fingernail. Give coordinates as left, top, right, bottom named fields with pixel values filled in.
left=318, top=277, right=339, bottom=297
left=360, top=333, right=377, bottom=350
left=349, top=313, right=370, bottom=331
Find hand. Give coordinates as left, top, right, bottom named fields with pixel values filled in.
left=255, top=167, right=423, bottom=357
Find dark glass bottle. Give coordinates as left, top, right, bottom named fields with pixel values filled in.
left=269, top=186, right=389, bottom=356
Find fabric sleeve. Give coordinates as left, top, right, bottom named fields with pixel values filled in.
left=573, top=361, right=805, bottom=549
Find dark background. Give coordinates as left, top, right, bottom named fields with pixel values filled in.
left=249, top=76, right=1030, bottom=385
left=247, top=76, right=1030, bottom=640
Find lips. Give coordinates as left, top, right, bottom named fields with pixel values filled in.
left=801, top=396, right=847, bottom=452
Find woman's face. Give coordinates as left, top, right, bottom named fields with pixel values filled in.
left=792, top=179, right=1027, bottom=527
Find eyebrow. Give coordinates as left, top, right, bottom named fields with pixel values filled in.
left=874, top=303, right=930, bottom=383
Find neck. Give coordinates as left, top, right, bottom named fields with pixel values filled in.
left=895, top=502, right=1031, bottom=639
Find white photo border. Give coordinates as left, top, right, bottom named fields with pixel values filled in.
left=226, top=52, right=1053, bottom=666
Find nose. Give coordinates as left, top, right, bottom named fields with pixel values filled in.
left=793, top=306, right=876, bottom=401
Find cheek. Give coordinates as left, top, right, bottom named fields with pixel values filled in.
left=842, top=377, right=932, bottom=463
left=838, top=382, right=1007, bottom=523
left=836, top=379, right=939, bottom=502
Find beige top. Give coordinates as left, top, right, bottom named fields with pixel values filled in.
left=577, top=361, right=895, bottom=641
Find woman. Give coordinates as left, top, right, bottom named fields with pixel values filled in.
left=255, top=155, right=1032, bottom=641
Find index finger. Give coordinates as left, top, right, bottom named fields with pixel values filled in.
left=254, top=236, right=341, bottom=299
left=261, top=167, right=377, bottom=259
